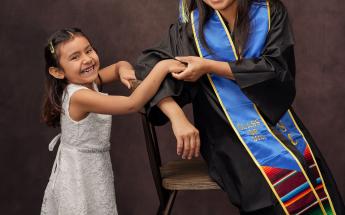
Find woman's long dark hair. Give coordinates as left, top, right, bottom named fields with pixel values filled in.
left=42, top=28, right=87, bottom=127
left=186, top=0, right=269, bottom=58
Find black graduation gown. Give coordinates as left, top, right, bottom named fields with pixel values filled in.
left=135, top=1, right=345, bottom=213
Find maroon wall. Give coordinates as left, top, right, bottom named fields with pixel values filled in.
left=0, top=0, right=344, bottom=214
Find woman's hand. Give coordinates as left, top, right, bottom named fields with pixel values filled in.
left=172, top=56, right=234, bottom=81
left=172, top=56, right=209, bottom=82
left=158, top=97, right=200, bottom=159
left=170, top=111, right=200, bottom=160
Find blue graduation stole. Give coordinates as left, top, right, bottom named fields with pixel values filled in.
left=190, top=1, right=335, bottom=214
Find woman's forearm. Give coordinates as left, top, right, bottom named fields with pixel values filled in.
left=158, top=96, right=200, bottom=159
left=205, top=59, right=234, bottom=80
left=157, top=97, right=188, bottom=123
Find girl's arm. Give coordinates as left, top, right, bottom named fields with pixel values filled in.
left=70, top=59, right=186, bottom=117
left=96, top=61, right=136, bottom=88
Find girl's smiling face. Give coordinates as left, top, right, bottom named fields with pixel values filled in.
left=55, top=35, right=100, bottom=87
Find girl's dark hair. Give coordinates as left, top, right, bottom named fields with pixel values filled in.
left=42, top=27, right=87, bottom=127
left=187, top=0, right=273, bottom=59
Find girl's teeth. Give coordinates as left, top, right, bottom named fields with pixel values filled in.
left=83, top=66, right=93, bottom=73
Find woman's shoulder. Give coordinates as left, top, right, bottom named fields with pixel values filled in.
left=169, top=20, right=191, bottom=36
left=268, top=0, right=288, bottom=16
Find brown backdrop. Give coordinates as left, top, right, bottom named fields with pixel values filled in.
left=1, top=0, right=344, bottom=214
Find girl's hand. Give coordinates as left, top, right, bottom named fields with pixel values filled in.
left=170, top=114, right=200, bottom=159
left=119, top=68, right=136, bottom=89
left=158, top=59, right=187, bottom=74
left=172, top=56, right=209, bottom=82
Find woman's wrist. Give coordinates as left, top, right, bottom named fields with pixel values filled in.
left=158, top=97, right=187, bottom=122
left=205, top=59, right=234, bottom=79
left=169, top=108, right=188, bottom=124
left=205, top=59, right=222, bottom=73
left=202, top=58, right=212, bottom=74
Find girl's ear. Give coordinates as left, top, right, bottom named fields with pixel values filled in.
left=49, top=67, right=65, bottom=79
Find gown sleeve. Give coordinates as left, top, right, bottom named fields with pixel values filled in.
left=230, top=1, right=296, bottom=124
left=134, top=22, right=198, bottom=125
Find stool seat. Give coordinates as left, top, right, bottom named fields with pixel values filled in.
left=160, top=159, right=220, bottom=190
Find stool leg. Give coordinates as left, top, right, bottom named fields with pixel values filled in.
left=163, top=191, right=178, bottom=215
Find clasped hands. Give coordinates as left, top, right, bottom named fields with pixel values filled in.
left=120, top=56, right=208, bottom=88
left=172, top=56, right=209, bottom=82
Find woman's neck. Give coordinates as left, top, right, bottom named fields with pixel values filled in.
left=218, top=1, right=238, bottom=31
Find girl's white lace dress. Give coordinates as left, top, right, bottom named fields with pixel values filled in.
left=41, top=83, right=118, bottom=215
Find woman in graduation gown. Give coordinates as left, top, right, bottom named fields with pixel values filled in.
left=135, top=0, right=345, bottom=214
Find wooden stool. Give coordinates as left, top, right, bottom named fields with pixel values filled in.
left=140, top=112, right=220, bottom=215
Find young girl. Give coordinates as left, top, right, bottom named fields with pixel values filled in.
left=40, top=28, right=185, bottom=215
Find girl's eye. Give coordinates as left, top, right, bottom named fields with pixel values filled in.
left=71, top=55, right=79, bottom=60
left=86, top=48, right=93, bottom=54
